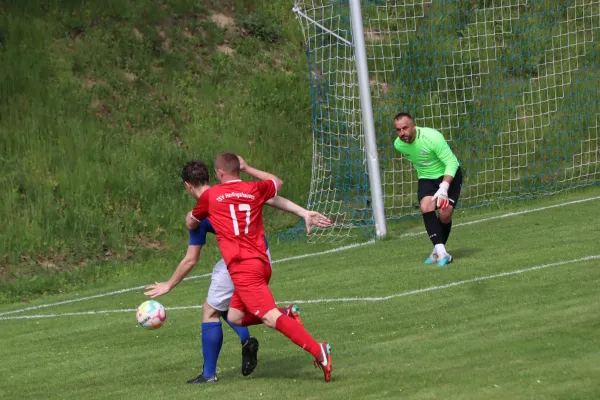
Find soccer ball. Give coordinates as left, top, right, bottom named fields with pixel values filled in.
left=136, top=300, right=166, bottom=329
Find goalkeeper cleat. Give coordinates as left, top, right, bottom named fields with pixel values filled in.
left=283, top=304, right=304, bottom=326
left=424, top=251, right=438, bottom=264
left=187, top=374, right=218, bottom=384
left=241, top=337, right=259, bottom=376
left=436, top=253, right=453, bottom=267
left=313, top=342, right=332, bottom=382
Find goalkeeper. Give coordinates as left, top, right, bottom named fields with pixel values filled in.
left=393, top=112, right=463, bottom=266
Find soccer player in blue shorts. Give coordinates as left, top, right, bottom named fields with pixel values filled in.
left=144, top=160, right=330, bottom=384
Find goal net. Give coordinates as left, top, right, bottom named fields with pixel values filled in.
left=293, top=0, right=600, bottom=242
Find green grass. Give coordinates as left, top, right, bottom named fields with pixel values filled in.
left=0, top=0, right=313, bottom=278
left=1, top=189, right=599, bottom=399
left=2, top=0, right=599, bottom=299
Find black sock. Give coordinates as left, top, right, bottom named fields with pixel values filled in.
left=422, top=211, right=443, bottom=246
left=441, top=221, right=452, bottom=244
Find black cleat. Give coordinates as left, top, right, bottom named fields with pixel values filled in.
left=187, top=374, right=217, bottom=384
left=241, top=337, right=259, bottom=376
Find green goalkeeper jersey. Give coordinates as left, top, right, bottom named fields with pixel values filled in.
left=393, top=126, right=460, bottom=179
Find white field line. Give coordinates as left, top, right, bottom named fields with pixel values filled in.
left=0, top=305, right=205, bottom=320
left=253, top=195, right=600, bottom=262
left=0, top=273, right=212, bottom=317
left=1, top=195, right=599, bottom=318
left=2, top=254, right=598, bottom=321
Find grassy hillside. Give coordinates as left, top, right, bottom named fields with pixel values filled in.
left=0, top=0, right=314, bottom=292
left=3, top=0, right=598, bottom=302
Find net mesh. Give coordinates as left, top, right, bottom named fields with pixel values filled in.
left=293, top=0, right=600, bottom=242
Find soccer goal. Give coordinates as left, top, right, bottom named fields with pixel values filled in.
left=293, top=0, right=600, bottom=242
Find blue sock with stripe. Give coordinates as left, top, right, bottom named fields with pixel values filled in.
left=201, top=322, right=223, bottom=377
left=223, top=312, right=251, bottom=343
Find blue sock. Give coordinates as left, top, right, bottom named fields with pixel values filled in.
left=201, top=322, right=223, bottom=378
left=223, top=312, right=251, bottom=343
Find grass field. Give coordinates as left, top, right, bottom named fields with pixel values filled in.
left=2, top=0, right=599, bottom=304
left=1, top=188, right=599, bottom=400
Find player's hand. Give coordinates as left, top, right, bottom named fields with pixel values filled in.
left=144, top=282, right=172, bottom=299
left=237, top=155, right=248, bottom=172
left=302, top=211, right=332, bottom=234
left=432, top=181, right=450, bottom=209
left=186, top=212, right=199, bottom=230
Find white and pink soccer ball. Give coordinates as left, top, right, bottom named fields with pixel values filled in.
left=136, top=300, right=166, bottom=329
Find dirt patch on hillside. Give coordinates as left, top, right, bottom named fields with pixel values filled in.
left=211, top=13, right=235, bottom=29
left=217, top=45, right=235, bottom=56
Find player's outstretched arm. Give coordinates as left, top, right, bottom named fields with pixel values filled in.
left=238, top=155, right=283, bottom=190
left=144, top=245, right=202, bottom=298
left=266, top=196, right=332, bottom=234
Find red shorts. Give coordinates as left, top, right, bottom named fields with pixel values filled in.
left=228, top=258, right=275, bottom=318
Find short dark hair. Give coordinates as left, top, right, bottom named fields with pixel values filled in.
left=394, top=112, right=414, bottom=121
left=182, top=160, right=210, bottom=187
left=214, top=152, right=240, bottom=174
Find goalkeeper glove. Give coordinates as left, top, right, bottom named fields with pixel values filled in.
left=432, top=181, right=450, bottom=209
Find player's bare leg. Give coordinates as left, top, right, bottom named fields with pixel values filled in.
left=420, top=196, right=436, bottom=213
left=230, top=304, right=302, bottom=326
left=226, top=307, right=245, bottom=326
left=260, top=308, right=282, bottom=328
left=438, top=205, right=454, bottom=223
left=420, top=196, right=452, bottom=266
left=202, top=301, right=223, bottom=322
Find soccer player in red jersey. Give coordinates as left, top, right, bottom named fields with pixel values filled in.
left=187, top=152, right=332, bottom=382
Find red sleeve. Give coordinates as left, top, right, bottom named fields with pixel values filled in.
left=256, top=179, right=277, bottom=202
left=191, top=189, right=210, bottom=221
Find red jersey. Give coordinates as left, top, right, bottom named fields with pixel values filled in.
left=192, top=179, right=277, bottom=267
